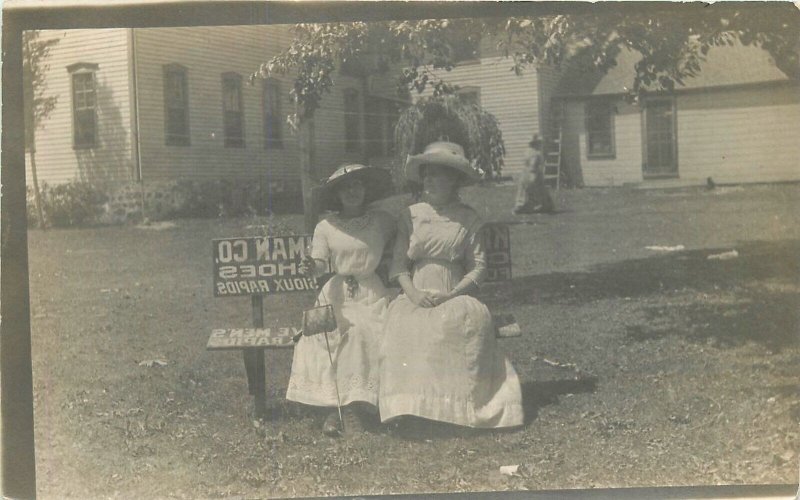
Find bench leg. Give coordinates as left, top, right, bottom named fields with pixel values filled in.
left=243, top=348, right=267, bottom=419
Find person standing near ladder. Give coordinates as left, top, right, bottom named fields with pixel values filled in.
left=512, top=134, right=555, bottom=215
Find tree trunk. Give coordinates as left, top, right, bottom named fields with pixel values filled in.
left=298, top=117, right=318, bottom=234
left=28, top=143, right=46, bottom=230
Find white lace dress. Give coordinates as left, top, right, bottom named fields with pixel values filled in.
left=286, top=210, right=395, bottom=408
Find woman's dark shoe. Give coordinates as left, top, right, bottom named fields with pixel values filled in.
left=342, top=406, right=366, bottom=435
left=322, top=410, right=342, bottom=437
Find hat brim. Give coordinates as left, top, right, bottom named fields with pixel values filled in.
left=318, top=166, right=393, bottom=211
left=405, top=151, right=481, bottom=186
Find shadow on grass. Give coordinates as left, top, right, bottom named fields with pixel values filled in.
left=521, top=376, right=598, bottom=426
left=486, top=239, right=800, bottom=352
left=627, top=290, right=799, bottom=352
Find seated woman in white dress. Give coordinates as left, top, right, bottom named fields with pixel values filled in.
left=286, top=164, right=396, bottom=436
left=380, top=141, right=524, bottom=429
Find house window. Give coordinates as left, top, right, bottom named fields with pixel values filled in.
left=457, top=87, right=480, bottom=106
left=222, top=73, right=244, bottom=148
left=585, top=100, right=615, bottom=158
left=365, top=97, right=404, bottom=157
left=263, top=79, right=282, bottom=148
left=451, top=37, right=480, bottom=64
left=68, top=63, right=99, bottom=149
left=343, top=88, right=361, bottom=153
left=164, top=64, right=190, bottom=146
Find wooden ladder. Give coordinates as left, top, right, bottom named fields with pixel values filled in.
left=543, top=100, right=564, bottom=189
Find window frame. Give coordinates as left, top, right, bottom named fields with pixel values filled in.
left=450, top=37, right=481, bottom=65
left=584, top=99, right=616, bottom=159
left=364, top=96, right=405, bottom=158
left=221, top=72, right=245, bottom=148
left=163, top=63, right=190, bottom=146
left=456, top=87, right=481, bottom=106
left=343, top=88, right=362, bottom=154
left=67, top=62, right=99, bottom=150
left=262, top=78, right=283, bottom=149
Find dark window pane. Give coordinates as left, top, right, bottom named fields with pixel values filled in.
left=164, top=66, right=190, bottom=145
left=451, top=38, right=480, bottom=63
left=458, top=91, right=480, bottom=106
left=586, top=101, right=614, bottom=157
left=263, top=80, right=282, bottom=147
left=222, top=74, right=244, bottom=147
left=75, top=109, right=95, bottom=146
left=72, top=72, right=97, bottom=148
left=344, top=89, right=360, bottom=153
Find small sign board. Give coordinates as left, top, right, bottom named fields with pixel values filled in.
left=483, top=222, right=511, bottom=283
left=206, top=328, right=297, bottom=350
left=212, top=235, right=318, bottom=297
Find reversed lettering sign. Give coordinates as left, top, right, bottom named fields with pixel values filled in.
left=484, top=223, right=511, bottom=283
left=206, top=328, right=297, bottom=350
left=212, top=235, right=318, bottom=297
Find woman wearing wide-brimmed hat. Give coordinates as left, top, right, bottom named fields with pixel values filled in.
left=287, top=163, right=396, bottom=436
left=379, top=141, right=524, bottom=430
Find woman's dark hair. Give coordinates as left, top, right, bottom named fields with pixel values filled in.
left=404, top=180, right=424, bottom=201
left=323, top=178, right=363, bottom=213
left=324, top=195, right=344, bottom=213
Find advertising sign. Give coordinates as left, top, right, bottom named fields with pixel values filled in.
left=212, top=235, right=317, bottom=297
left=206, top=328, right=297, bottom=350
left=484, top=222, right=511, bottom=283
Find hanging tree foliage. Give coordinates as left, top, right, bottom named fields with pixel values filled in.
left=260, top=4, right=799, bottom=183
left=262, top=5, right=798, bottom=115
left=393, top=95, right=505, bottom=182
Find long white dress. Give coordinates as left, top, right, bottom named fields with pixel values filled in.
left=286, top=210, right=395, bottom=408
left=379, top=201, right=524, bottom=428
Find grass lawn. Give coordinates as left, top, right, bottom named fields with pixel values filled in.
left=28, top=182, right=800, bottom=498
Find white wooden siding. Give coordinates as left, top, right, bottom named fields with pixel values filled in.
left=536, top=64, right=563, bottom=134
left=569, top=83, right=800, bottom=187
left=25, top=29, right=134, bottom=185
left=415, top=56, right=540, bottom=178
left=563, top=99, right=644, bottom=186
left=133, top=25, right=364, bottom=184
left=676, top=84, right=800, bottom=184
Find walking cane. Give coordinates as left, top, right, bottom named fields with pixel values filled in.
left=322, top=328, right=344, bottom=430
left=301, top=302, right=345, bottom=433
left=298, top=248, right=345, bottom=432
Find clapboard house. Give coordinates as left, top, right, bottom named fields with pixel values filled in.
left=413, top=35, right=799, bottom=188
left=554, top=44, right=800, bottom=187
left=26, top=26, right=408, bottom=218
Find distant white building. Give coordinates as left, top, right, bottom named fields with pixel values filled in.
left=554, top=44, right=800, bottom=187
left=414, top=37, right=800, bottom=187
left=29, top=26, right=799, bottom=197
left=27, top=26, right=407, bottom=193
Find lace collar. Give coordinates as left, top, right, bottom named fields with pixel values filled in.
left=330, top=211, right=372, bottom=231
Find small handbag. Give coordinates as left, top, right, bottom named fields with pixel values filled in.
left=301, top=304, right=337, bottom=337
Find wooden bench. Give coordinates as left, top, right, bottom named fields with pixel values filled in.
left=207, top=234, right=315, bottom=419
left=206, top=223, right=518, bottom=419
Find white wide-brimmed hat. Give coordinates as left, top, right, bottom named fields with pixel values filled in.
left=318, top=163, right=393, bottom=211
left=404, top=141, right=481, bottom=185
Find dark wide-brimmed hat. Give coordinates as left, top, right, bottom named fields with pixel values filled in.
left=529, top=134, right=543, bottom=148
left=404, top=141, right=481, bottom=186
left=317, top=163, right=393, bottom=211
